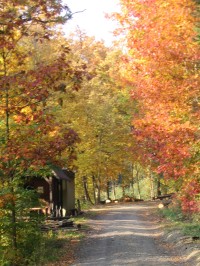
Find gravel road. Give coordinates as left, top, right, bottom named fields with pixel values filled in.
left=71, top=202, right=188, bottom=266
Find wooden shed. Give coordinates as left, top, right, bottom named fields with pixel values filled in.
left=26, top=168, right=75, bottom=217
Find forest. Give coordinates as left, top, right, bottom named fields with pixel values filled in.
left=0, top=0, right=199, bottom=265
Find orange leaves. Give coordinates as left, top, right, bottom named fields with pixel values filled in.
left=179, top=179, right=200, bottom=213
left=115, top=0, right=200, bottom=187
left=0, top=193, right=16, bottom=209
left=0, top=1, right=84, bottom=179
left=132, top=114, right=196, bottom=177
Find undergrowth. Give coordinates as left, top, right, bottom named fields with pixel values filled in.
left=159, top=206, right=200, bottom=238
left=42, top=229, right=85, bottom=265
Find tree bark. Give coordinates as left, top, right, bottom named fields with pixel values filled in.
left=97, top=183, right=101, bottom=204
left=83, top=176, right=93, bottom=204
left=122, top=185, right=125, bottom=197
left=157, top=174, right=162, bottom=197
left=131, top=163, right=135, bottom=198
left=92, top=175, right=97, bottom=204
left=136, top=168, right=141, bottom=199
left=4, top=51, right=18, bottom=259
left=10, top=186, right=17, bottom=251
left=149, top=172, right=155, bottom=200
left=106, top=181, right=110, bottom=200
left=112, top=181, right=116, bottom=200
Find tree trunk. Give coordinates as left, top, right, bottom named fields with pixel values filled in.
left=157, top=175, right=161, bottom=196
left=106, top=181, right=110, bottom=200
left=97, top=184, right=101, bottom=204
left=77, top=199, right=81, bottom=214
left=4, top=53, right=18, bottom=264
left=45, top=176, right=53, bottom=215
left=157, top=174, right=162, bottom=197
left=131, top=163, right=135, bottom=198
left=97, top=177, right=101, bottom=204
left=136, top=168, right=141, bottom=199
left=122, top=185, right=125, bottom=197
left=82, top=176, right=93, bottom=204
left=92, top=175, right=97, bottom=204
left=11, top=186, right=17, bottom=251
left=113, top=181, right=116, bottom=200
left=130, top=181, right=134, bottom=197
left=149, top=172, right=155, bottom=200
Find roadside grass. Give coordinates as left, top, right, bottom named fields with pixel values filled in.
left=158, top=207, right=200, bottom=238
left=42, top=209, right=98, bottom=265
left=43, top=231, right=68, bottom=263
left=79, top=201, right=94, bottom=211
left=40, top=228, right=85, bottom=265
left=71, top=209, right=101, bottom=230
left=29, top=205, right=109, bottom=265
left=0, top=228, right=85, bottom=266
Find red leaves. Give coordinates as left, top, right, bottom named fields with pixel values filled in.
left=0, top=0, right=83, bottom=179
left=114, top=0, right=200, bottom=212
left=132, top=115, right=196, bottom=178
left=179, top=179, right=200, bottom=213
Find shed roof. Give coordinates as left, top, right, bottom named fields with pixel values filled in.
left=52, top=167, right=74, bottom=182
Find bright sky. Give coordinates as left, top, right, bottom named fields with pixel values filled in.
left=63, top=0, right=121, bottom=46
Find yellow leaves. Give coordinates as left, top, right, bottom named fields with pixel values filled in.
left=48, top=127, right=59, bottom=137
left=20, top=106, right=32, bottom=115
left=159, top=2, right=169, bottom=8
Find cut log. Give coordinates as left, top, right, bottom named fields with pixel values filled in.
left=158, top=199, right=171, bottom=209
left=156, top=193, right=175, bottom=200
left=58, top=219, right=74, bottom=227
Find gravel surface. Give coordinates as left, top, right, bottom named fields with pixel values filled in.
left=71, top=202, right=188, bottom=266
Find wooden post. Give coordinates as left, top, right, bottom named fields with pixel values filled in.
left=45, top=176, right=54, bottom=216
left=59, top=180, right=63, bottom=217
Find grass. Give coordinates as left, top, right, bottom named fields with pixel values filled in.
left=40, top=210, right=97, bottom=265
left=41, top=227, right=86, bottom=265
left=159, top=207, right=200, bottom=238
left=182, top=224, right=200, bottom=238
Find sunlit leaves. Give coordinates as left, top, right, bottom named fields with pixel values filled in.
left=114, top=0, right=200, bottom=211
left=0, top=0, right=83, bottom=180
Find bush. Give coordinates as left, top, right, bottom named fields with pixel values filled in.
left=159, top=204, right=200, bottom=238
left=160, top=206, right=185, bottom=221
left=0, top=186, right=44, bottom=265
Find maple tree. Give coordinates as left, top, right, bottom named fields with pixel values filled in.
left=0, top=1, right=85, bottom=264
left=113, top=0, right=200, bottom=212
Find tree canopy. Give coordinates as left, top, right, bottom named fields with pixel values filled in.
left=0, top=1, right=200, bottom=264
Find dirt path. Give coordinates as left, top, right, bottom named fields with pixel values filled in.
left=71, top=202, right=188, bottom=266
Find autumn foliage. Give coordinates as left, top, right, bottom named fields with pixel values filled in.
left=0, top=2, right=200, bottom=264
left=0, top=0, right=83, bottom=178
left=114, top=0, right=200, bottom=212
left=0, top=1, right=84, bottom=264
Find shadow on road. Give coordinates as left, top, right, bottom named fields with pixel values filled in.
left=72, top=202, right=186, bottom=266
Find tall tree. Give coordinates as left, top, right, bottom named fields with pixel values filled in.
left=59, top=34, right=135, bottom=203
left=0, top=1, right=84, bottom=263
left=114, top=0, right=200, bottom=212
